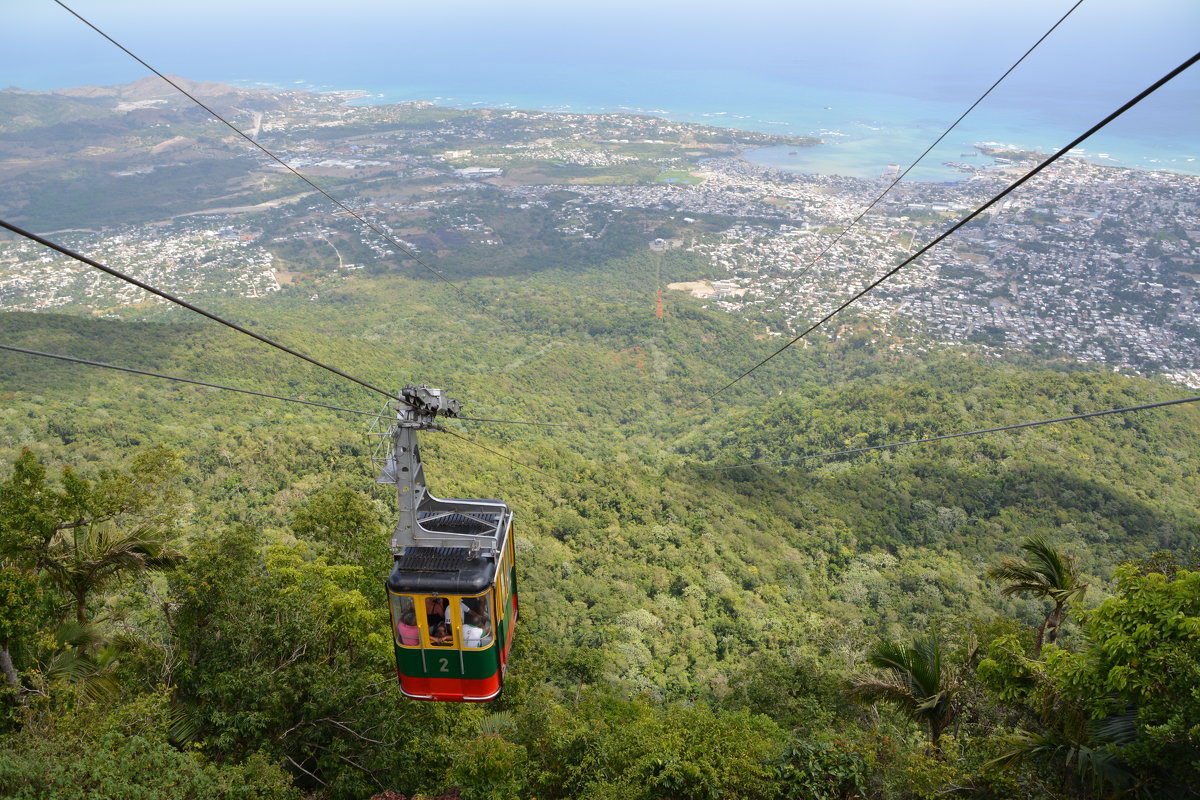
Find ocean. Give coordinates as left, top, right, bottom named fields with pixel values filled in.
left=335, top=75, right=1199, bottom=181
left=5, top=0, right=1198, bottom=180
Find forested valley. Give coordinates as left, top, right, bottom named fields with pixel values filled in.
left=0, top=60, right=1197, bottom=799
left=1, top=231, right=1197, bottom=800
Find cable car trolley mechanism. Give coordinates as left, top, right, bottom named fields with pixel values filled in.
left=375, top=384, right=517, bottom=702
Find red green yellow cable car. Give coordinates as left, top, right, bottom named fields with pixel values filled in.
left=376, top=385, right=517, bottom=702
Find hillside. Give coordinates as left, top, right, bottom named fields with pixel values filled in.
left=2, top=76, right=1198, bottom=800
left=2, top=240, right=1198, bottom=798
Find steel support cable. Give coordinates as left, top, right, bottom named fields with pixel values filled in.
left=0, top=343, right=385, bottom=417
left=51, top=0, right=491, bottom=317
left=0, top=341, right=578, bottom=429
left=764, top=0, right=1085, bottom=309
left=695, top=395, right=1200, bottom=471
left=436, top=425, right=555, bottom=478
left=455, top=415, right=579, bottom=429
left=0, top=218, right=405, bottom=403
left=687, top=50, right=1200, bottom=411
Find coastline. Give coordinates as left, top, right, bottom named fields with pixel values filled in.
left=237, top=78, right=1200, bottom=181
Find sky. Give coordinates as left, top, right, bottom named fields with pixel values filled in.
left=6, top=1, right=1198, bottom=92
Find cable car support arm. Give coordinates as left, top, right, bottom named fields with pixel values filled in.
left=374, top=384, right=508, bottom=557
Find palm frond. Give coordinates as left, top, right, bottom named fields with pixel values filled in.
left=909, top=635, right=946, bottom=699
left=847, top=676, right=917, bottom=713
left=865, top=639, right=914, bottom=675
left=1072, top=743, right=1137, bottom=795
left=167, top=703, right=204, bottom=745
left=1021, top=536, right=1067, bottom=581
left=54, top=620, right=105, bottom=650
left=42, top=644, right=121, bottom=703
left=987, top=728, right=1138, bottom=796
left=985, top=729, right=1064, bottom=773
left=478, top=710, right=516, bottom=736
left=914, top=691, right=948, bottom=714
left=850, top=633, right=956, bottom=748
left=988, top=561, right=1045, bottom=585
left=1090, top=711, right=1139, bottom=747
left=989, top=563, right=1052, bottom=597
left=989, top=537, right=1085, bottom=601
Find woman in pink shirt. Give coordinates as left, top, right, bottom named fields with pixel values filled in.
left=397, top=610, right=420, bottom=646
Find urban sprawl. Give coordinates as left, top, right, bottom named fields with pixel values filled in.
left=1, top=83, right=1196, bottom=386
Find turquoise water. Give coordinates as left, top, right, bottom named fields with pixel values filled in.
left=5, top=0, right=1198, bottom=180
left=335, top=75, right=1199, bottom=180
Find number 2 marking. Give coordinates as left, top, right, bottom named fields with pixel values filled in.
left=438, top=658, right=449, bottom=673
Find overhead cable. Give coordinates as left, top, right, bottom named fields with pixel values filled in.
left=436, top=426, right=555, bottom=478
left=51, top=0, right=490, bottom=316
left=456, top=415, right=580, bottom=429
left=1, top=347, right=560, bottom=474
left=0, top=341, right=575, bottom=429
left=0, top=343, right=383, bottom=417
left=697, top=395, right=1200, bottom=471
left=687, top=49, right=1200, bottom=410
left=0, top=218, right=404, bottom=404
left=765, top=0, right=1085, bottom=306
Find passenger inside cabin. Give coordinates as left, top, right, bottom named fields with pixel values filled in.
left=447, top=597, right=471, bottom=626
left=430, top=621, right=453, bottom=646
left=425, top=596, right=447, bottom=628
left=397, top=610, right=420, bottom=646
left=462, top=611, right=486, bottom=648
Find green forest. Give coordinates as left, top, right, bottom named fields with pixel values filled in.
left=1, top=228, right=1197, bottom=800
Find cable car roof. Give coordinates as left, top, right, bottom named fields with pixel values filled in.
left=387, top=546, right=499, bottom=594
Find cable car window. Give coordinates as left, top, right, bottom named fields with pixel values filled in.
left=462, top=594, right=493, bottom=649
left=429, top=621, right=454, bottom=647
left=424, top=596, right=455, bottom=647
left=424, top=596, right=447, bottom=627
left=391, top=594, right=420, bottom=647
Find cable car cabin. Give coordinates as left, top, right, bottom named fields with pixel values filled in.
left=374, top=384, right=518, bottom=702
left=386, top=502, right=517, bottom=702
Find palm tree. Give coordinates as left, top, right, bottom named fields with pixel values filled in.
left=43, top=523, right=183, bottom=624
left=848, top=634, right=958, bottom=752
left=986, top=713, right=1139, bottom=797
left=988, top=536, right=1087, bottom=656
left=36, top=620, right=124, bottom=703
